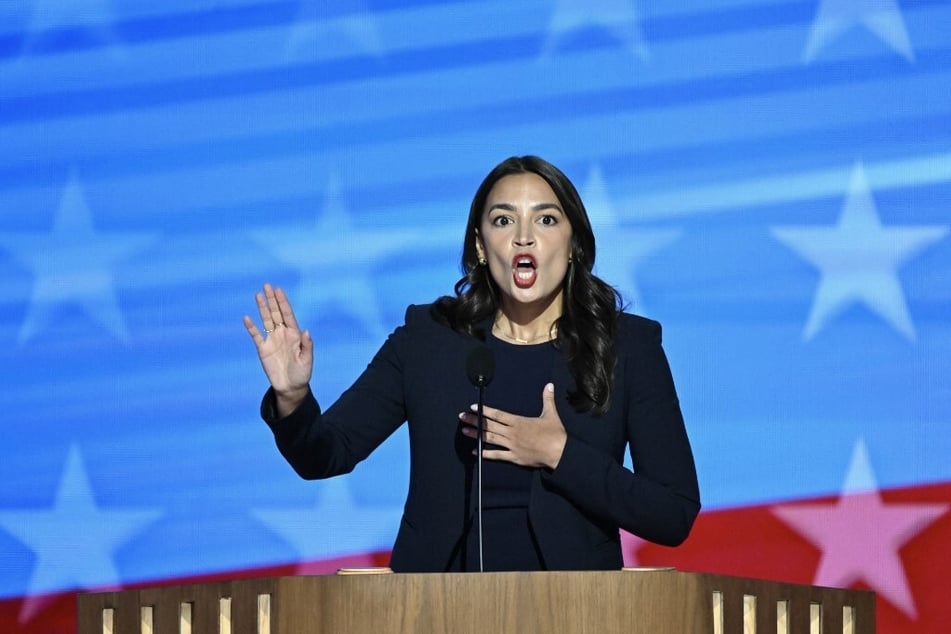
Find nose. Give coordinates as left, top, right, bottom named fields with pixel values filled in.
left=513, top=222, right=535, bottom=247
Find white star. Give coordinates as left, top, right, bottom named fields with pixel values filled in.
left=0, top=171, right=157, bottom=344
left=248, top=173, right=420, bottom=337
left=285, top=0, right=385, bottom=62
left=772, top=439, right=948, bottom=618
left=803, top=0, right=914, bottom=63
left=22, top=0, right=121, bottom=55
left=0, top=446, right=161, bottom=622
left=542, top=0, right=649, bottom=60
left=252, top=477, right=402, bottom=568
left=582, top=165, right=681, bottom=316
left=771, top=162, right=947, bottom=341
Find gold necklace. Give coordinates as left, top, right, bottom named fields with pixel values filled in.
left=492, top=322, right=557, bottom=345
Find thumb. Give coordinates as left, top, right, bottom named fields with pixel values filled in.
left=540, top=382, right=556, bottom=416
left=300, top=330, right=314, bottom=359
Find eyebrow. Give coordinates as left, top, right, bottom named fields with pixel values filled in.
left=487, top=202, right=564, bottom=214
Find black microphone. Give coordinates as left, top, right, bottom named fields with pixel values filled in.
left=466, top=344, right=495, bottom=388
left=465, top=345, right=494, bottom=572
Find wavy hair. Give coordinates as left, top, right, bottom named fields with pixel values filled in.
left=432, top=156, right=622, bottom=415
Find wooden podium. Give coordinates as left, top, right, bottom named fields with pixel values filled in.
left=77, top=569, right=874, bottom=634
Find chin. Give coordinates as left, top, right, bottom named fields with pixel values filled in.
left=509, top=287, right=557, bottom=307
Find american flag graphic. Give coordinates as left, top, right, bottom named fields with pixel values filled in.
left=1, top=1, right=949, bottom=632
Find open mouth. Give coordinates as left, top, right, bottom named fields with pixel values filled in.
left=512, top=254, right=537, bottom=288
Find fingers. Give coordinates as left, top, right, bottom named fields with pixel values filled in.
left=263, top=284, right=284, bottom=330
left=243, top=314, right=265, bottom=344
left=254, top=289, right=271, bottom=328
left=252, top=283, right=298, bottom=333
left=459, top=419, right=509, bottom=451
left=300, top=329, right=314, bottom=363
left=273, top=286, right=302, bottom=331
left=479, top=448, right=511, bottom=462
left=474, top=404, right=511, bottom=426
left=459, top=411, right=500, bottom=436
left=464, top=382, right=557, bottom=424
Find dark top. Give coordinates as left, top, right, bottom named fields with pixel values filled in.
left=262, top=304, right=700, bottom=572
left=462, top=335, right=556, bottom=571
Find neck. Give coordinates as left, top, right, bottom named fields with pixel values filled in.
left=493, top=299, right=562, bottom=345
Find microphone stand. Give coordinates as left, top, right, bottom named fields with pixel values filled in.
left=476, top=381, right=486, bottom=572
left=466, top=344, right=493, bottom=573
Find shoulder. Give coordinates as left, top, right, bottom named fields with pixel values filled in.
left=613, top=313, right=676, bottom=387
left=403, top=303, right=442, bottom=327
left=376, top=304, right=461, bottom=366
left=400, top=303, right=467, bottom=342
left=616, top=311, right=662, bottom=346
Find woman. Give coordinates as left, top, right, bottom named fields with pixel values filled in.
left=244, top=156, right=700, bottom=572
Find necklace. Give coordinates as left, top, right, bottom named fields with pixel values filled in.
left=492, top=322, right=558, bottom=345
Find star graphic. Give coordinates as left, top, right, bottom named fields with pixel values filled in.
left=802, top=0, right=914, bottom=63
left=0, top=446, right=161, bottom=622
left=0, top=171, right=157, bottom=344
left=285, top=0, right=385, bottom=62
left=582, top=165, right=681, bottom=316
left=252, top=477, right=402, bottom=569
left=542, top=0, right=649, bottom=60
left=22, top=0, right=122, bottom=55
left=248, top=173, right=422, bottom=337
left=771, top=162, right=947, bottom=341
left=620, top=531, right=649, bottom=567
left=772, top=439, right=948, bottom=619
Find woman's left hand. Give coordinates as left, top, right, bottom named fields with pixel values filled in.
left=459, top=383, right=567, bottom=470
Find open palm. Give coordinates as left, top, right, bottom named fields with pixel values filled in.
left=243, top=284, right=313, bottom=410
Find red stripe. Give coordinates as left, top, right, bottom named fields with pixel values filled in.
left=4, top=481, right=949, bottom=633
left=626, top=480, right=951, bottom=633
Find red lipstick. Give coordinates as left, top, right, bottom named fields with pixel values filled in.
left=512, top=254, right=537, bottom=289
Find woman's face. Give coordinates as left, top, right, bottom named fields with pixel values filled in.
left=475, top=172, right=573, bottom=316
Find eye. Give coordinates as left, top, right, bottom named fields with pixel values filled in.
left=491, top=215, right=514, bottom=227
left=538, top=214, right=559, bottom=226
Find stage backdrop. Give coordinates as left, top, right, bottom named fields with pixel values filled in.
left=1, top=1, right=949, bottom=632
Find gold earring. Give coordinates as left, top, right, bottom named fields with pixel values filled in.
left=478, top=257, right=487, bottom=266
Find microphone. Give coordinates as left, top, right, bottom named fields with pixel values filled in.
left=465, top=345, right=494, bottom=572
left=466, top=344, right=495, bottom=388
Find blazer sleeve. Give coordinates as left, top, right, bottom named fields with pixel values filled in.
left=542, top=318, right=701, bottom=546
left=260, top=309, right=414, bottom=480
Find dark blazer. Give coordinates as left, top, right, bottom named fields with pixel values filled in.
left=263, top=304, right=700, bottom=572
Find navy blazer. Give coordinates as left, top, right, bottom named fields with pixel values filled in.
left=263, top=304, right=700, bottom=572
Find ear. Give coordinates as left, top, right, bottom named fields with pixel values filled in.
left=474, top=232, right=485, bottom=260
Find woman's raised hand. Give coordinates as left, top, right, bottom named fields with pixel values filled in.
left=243, top=283, right=313, bottom=416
